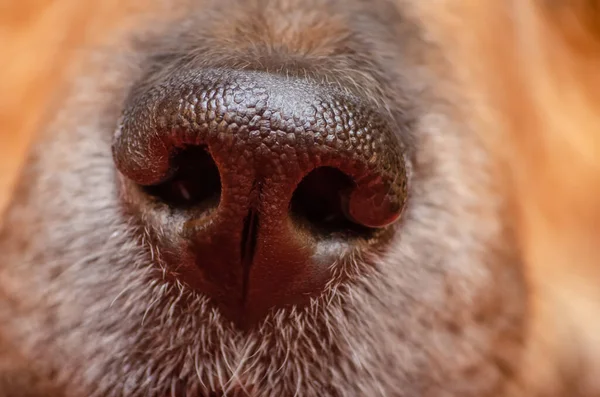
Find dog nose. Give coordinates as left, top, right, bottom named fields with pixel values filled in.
left=113, top=69, right=408, bottom=326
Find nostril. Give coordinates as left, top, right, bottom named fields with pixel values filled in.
left=143, top=146, right=221, bottom=211
left=290, top=167, right=374, bottom=238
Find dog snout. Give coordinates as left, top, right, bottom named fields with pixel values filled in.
left=113, top=68, right=408, bottom=326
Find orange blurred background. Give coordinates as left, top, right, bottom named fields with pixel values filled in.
left=0, top=0, right=126, bottom=211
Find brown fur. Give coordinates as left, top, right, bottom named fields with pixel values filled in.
left=0, top=0, right=598, bottom=396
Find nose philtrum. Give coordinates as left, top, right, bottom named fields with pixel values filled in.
left=113, top=68, right=408, bottom=325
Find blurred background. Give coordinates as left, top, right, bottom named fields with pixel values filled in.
left=0, top=0, right=126, bottom=211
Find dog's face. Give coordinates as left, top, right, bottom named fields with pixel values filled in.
left=0, top=0, right=527, bottom=396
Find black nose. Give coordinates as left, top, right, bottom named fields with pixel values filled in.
left=113, top=68, right=408, bottom=326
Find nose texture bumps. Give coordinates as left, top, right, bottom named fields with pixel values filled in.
left=113, top=68, right=408, bottom=326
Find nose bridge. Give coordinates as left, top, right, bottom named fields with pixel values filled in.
left=207, top=71, right=317, bottom=218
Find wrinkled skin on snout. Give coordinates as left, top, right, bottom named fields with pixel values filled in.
left=0, top=0, right=526, bottom=396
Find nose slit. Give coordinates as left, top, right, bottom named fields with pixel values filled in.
left=240, top=206, right=259, bottom=304
left=144, top=146, right=221, bottom=211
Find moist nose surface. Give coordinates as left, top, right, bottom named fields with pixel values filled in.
left=113, top=69, right=408, bottom=326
